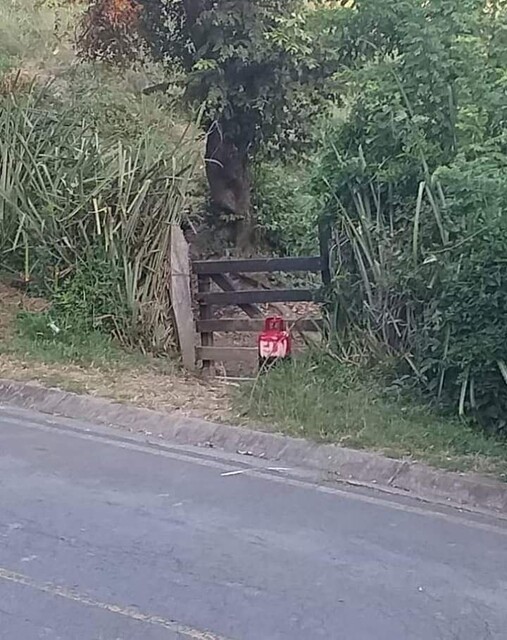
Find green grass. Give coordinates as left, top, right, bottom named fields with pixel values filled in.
left=238, top=355, right=507, bottom=478
left=1, top=311, right=175, bottom=373
left=0, top=0, right=78, bottom=71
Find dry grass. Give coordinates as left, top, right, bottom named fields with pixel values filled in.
left=0, top=282, right=234, bottom=422
left=0, top=353, right=233, bottom=422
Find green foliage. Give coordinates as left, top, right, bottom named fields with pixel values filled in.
left=0, top=87, right=200, bottom=353
left=313, top=0, right=507, bottom=433
left=51, top=246, right=131, bottom=337
left=0, top=53, right=13, bottom=76
left=78, top=1, right=350, bottom=233
left=253, top=160, right=318, bottom=256
left=239, top=354, right=507, bottom=476
left=80, top=0, right=339, bottom=170
left=415, top=157, right=507, bottom=434
left=322, top=0, right=507, bottom=184
left=137, top=0, right=328, bottom=152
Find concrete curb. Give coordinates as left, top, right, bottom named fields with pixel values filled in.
left=0, top=378, right=506, bottom=515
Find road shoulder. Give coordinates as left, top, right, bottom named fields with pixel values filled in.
left=1, top=378, right=506, bottom=516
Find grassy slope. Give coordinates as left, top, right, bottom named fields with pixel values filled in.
left=0, top=0, right=194, bottom=145
left=238, top=356, right=507, bottom=477
left=0, top=1, right=222, bottom=418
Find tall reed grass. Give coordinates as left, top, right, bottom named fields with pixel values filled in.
left=0, top=88, right=201, bottom=353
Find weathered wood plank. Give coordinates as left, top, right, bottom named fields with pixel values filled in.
left=196, top=346, right=258, bottom=364
left=196, top=289, right=320, bottom=306
left=197, top=274, right=213, bottom=373
left=209, top=273, right=262, bottom=318
left=193, top=256, right=323, bottom=275
left=169, top=225, right=195, bottom=371
left=319, top=218, right=332, bottom=287
left=196, top=318, right=324, bottom=333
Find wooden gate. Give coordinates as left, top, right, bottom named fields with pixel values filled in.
left=193, top=253, right=330, bottom=372
left=169, top=224, right=331, bottom=373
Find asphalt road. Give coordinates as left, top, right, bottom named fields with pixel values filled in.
left=0, top=406, right=506, bottom=640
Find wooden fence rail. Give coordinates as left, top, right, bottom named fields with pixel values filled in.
left=196, top=318, right=323, bottom=333
left=196, top=288, right=321, bottom=306
left=193, top=256, right=324, bottom=275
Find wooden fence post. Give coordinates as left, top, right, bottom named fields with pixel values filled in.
left=170, top=225, right=196, bottom=371
left=197, top=274, right=214, bottom=374
left=319, top=218, right=332, bottom=287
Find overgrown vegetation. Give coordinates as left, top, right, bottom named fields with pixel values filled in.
left=2, top=0, right=507, bottom=469
left=309, top=0, right=507, bottom=435
left=79, top=0, right=335, bottom=243
left=0, top=89, right=199, bottom=352
left=253, top=160, right=319, bottom=256
left=0, top=0, right=202, bottom=358
left=241, top=356, right=507, bottom=476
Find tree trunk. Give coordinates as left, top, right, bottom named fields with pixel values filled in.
left=205, top=123, right=253, bottom=247
left=181, top=2, right=254, bottom=247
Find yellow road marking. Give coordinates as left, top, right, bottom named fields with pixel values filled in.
left=0, top=567, right=235, bottom=640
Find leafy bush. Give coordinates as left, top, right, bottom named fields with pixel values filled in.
left=313, top=0, right=507, bottom=433
left=0, top=88, right=200, bottom=353
left=254, top=160, right=319, bottom=256
left=50, top=246, right=131, bottom=337
left=414, top=158, right=507, bottom=434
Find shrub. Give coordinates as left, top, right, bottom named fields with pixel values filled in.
left=253, top=160, right=319, bottom=256
left=414, top=158, right=507, bottom=434
left=0, top=88, right=200, bottom=353
left=50, top=245, right=131, bottom=338
left=313, top=0, right=507, bottom=433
